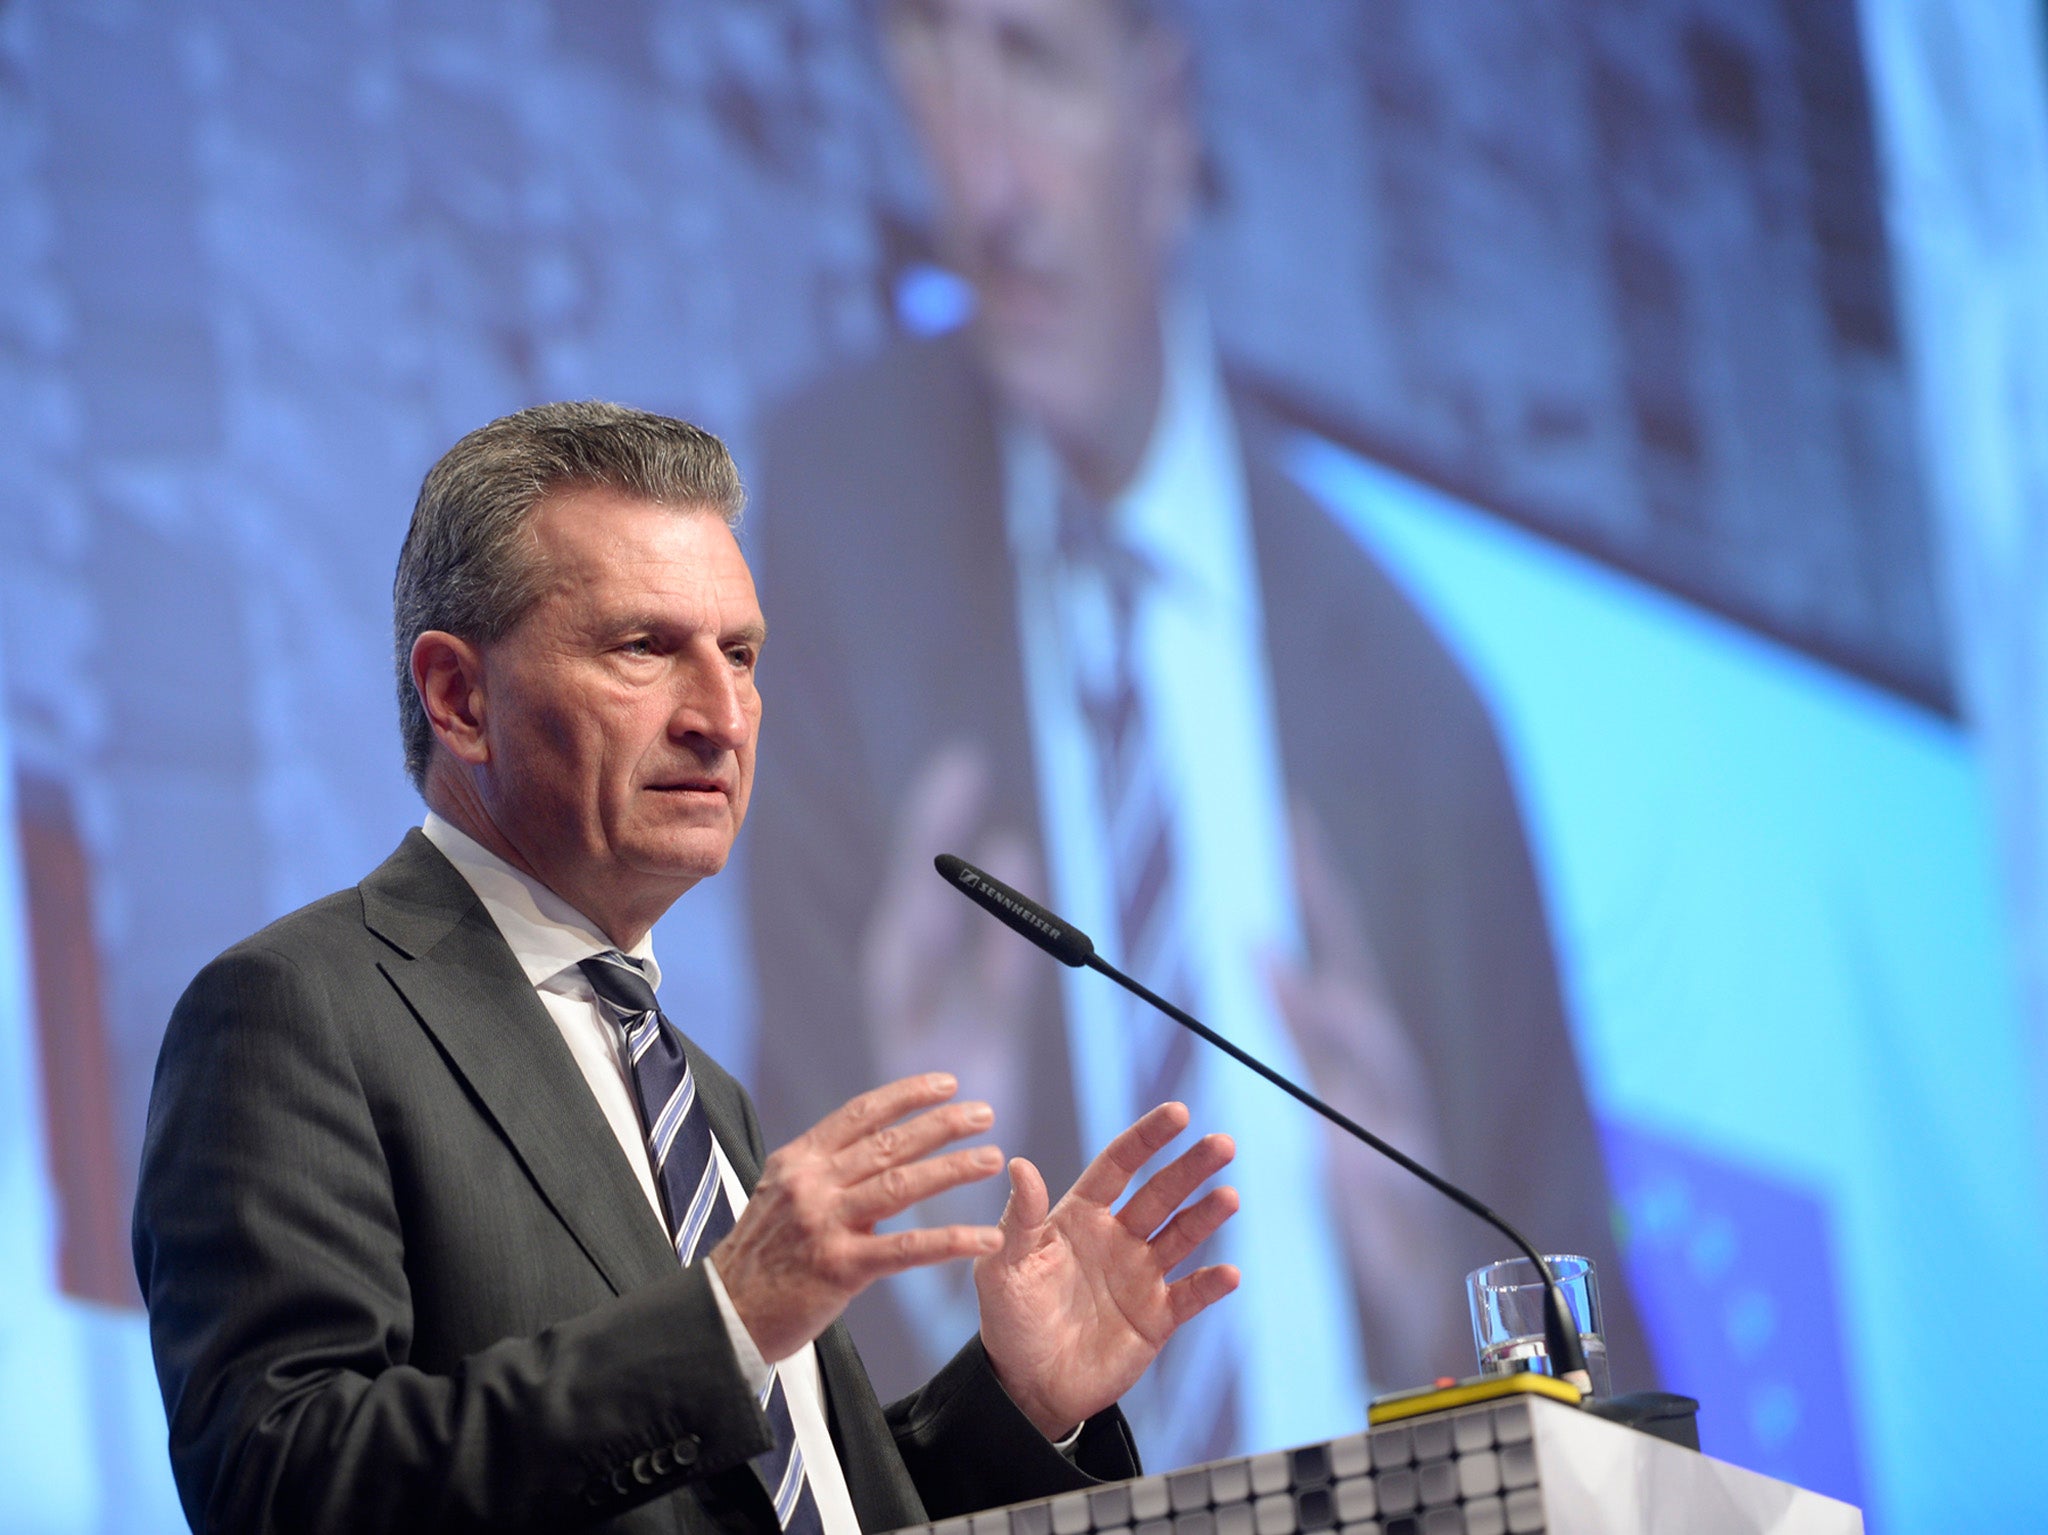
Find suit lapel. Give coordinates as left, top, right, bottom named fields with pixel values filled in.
left=361, top=831, right=677, bottom=1298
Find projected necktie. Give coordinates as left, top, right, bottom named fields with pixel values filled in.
left=579, top=951, right=824, bottom=1535
left=1059, top=489, right=1238, bottom=1466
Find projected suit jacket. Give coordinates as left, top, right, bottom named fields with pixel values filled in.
left=747, top=330, right=1650, bottom=1398
left=131, top=831, right=1134, bottom=1534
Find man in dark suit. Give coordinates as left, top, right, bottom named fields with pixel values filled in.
left=746, top=0, right=1648, bottom=1430
left=132, top=402, right=1241, bottom=1533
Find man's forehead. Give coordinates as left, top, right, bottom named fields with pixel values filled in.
left=887, top=0, right=1144, bottom=47
left=529, top=489, right=739, bottom=555
left=524, top=491, right=753, bottom=595
left=532, top=481, right=736, bottom=527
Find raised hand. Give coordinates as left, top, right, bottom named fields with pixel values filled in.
left=861, top=743, right=1044, bottom=1186
left=711, top=1073, right=1007, bottom=1364
left=1268, top=800, right=1463, bottom=1384
left=973, top=1103, right=1241, bottom=1440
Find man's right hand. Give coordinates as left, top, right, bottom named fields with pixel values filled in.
left=709, top=1073, right=1008, bottom=1363
left=861, top=743, right=1042, bottom=1144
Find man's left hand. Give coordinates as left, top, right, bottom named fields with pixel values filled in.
left=973, top=1103, right=1240, bottom=1441
left=1268, top=799, right=1464, bottom=1386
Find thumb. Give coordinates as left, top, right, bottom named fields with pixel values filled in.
left=1261, top=943, right=1302, bottom=1012
left=1263, top=944, right=1326, bottom=1055
left=998, top=1156, right=1051, bottom=1256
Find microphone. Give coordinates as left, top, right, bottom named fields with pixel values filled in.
left=933, top=851, right=1596, bottom=1396
left=935, top=853, right=1094, bottom=967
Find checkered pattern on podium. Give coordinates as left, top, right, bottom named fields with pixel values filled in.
left=887, top=1399, right=1553, bottom=1535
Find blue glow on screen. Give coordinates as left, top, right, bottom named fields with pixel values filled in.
left=1289, top=434, right=2048, bottom=1534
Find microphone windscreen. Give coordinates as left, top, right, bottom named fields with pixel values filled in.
left=934, top=854, right=1095, bottom=968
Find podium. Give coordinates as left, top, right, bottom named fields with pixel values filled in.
left=893, top=1392, right=1862, bottom=1535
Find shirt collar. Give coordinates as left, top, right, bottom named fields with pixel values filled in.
left=421, top=812, right=663, bottom=992
left=1116, top=295, right=1248, bottom=610
left=1005, top=292, right=1249, bottom=616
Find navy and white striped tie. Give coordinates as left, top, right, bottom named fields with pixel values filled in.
left=1060, top=490, right=1239, bottom=1467
left=579, top=951, right=825, bottom=1535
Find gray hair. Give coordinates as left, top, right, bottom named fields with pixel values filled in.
left=392, top=400, right=746, bottom=790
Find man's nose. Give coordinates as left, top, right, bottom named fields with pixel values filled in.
left=928, top=54, right=1028, bottom=234
left=670, top=654, right=752, bottom=752
left=950, top=114, right=1025, bottom=231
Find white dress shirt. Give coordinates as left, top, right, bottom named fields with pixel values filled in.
left=1000, top=300, right=1373, bottom=1439
left=421, top=814, right=863, bottom=1535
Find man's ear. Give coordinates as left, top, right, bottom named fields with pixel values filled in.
left=411, top=630, right=492, bottom=766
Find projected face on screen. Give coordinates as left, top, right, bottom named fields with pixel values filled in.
left=881, top=0, right=1196, bottom=495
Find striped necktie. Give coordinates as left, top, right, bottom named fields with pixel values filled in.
left=579, top=951, right=825, bottom=1535
left=1058, top=490, right=1239, bottom=1466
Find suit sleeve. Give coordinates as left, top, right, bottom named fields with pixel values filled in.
left=132, top=943, right=774, bottom=1534
left=885, top=1338, right=1140, bottom=1520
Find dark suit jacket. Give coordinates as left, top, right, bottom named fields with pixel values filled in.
left=132, top=830, right=1134, bottom=1534
left=747, top=332, right=1650, bottom=1397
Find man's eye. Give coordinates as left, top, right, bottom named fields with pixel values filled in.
left=620, top=637, right=656, bottom=656
left=726, top=646, right=756, bottom=670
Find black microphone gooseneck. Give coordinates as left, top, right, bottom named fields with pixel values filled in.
left=934, top=851, right=1595, bottom=1396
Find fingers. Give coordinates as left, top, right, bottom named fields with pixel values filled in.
left=1166, top=1262, right=1242, bottom=1326
left=877, top=743, right=990, bottom=927
left=850, top=1222, right=1004, bottom=1284
left=1118, top=1133, right=1235, bottom=1238
left=807, top=1072, right=962, bottom=1154
left=972, top=826, right=1043, bottom=1003
left=839, top=1143, right=1006, bottom=1225
left=886, top=745, right=991, bottom=968
left=997, top=1156, right=1051, bottom=1257
left=831, top=1095, right=994, bottom=1180
left=1070, top=1101, right=1191, bottom=1208
left=865, top=744, right=991, bottom=1021
left=1146, top=1184, right=1239, bottom=1272
left=812, top=1074, right=1009, bottom=1224
left=1290, top=798, right=1386, bottom=993
left=902, top=741, right=992, bottom=862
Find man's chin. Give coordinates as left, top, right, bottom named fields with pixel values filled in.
left=971, top=331, right=1112, bottom=444
left=620, top=828, right=736, bottom=888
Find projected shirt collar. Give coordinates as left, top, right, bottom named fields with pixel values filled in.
left=1000, top=291, right=1372, bottom=1429
left=1008, top=296, right=1254, bottom=622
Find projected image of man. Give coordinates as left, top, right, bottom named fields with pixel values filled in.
left=748, top=0, right=1651, bottom=1461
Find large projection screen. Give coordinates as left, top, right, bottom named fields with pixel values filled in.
left=1, top=4, right=2045, bottom=1532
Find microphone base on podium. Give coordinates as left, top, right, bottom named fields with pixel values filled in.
left=1366, top=1370, right=1584, bottom=1424
left=1369, top=1371, right=1703, bottom=1454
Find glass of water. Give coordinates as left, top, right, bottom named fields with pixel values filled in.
left=1465, top=1253, right=1611, bottom=1398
